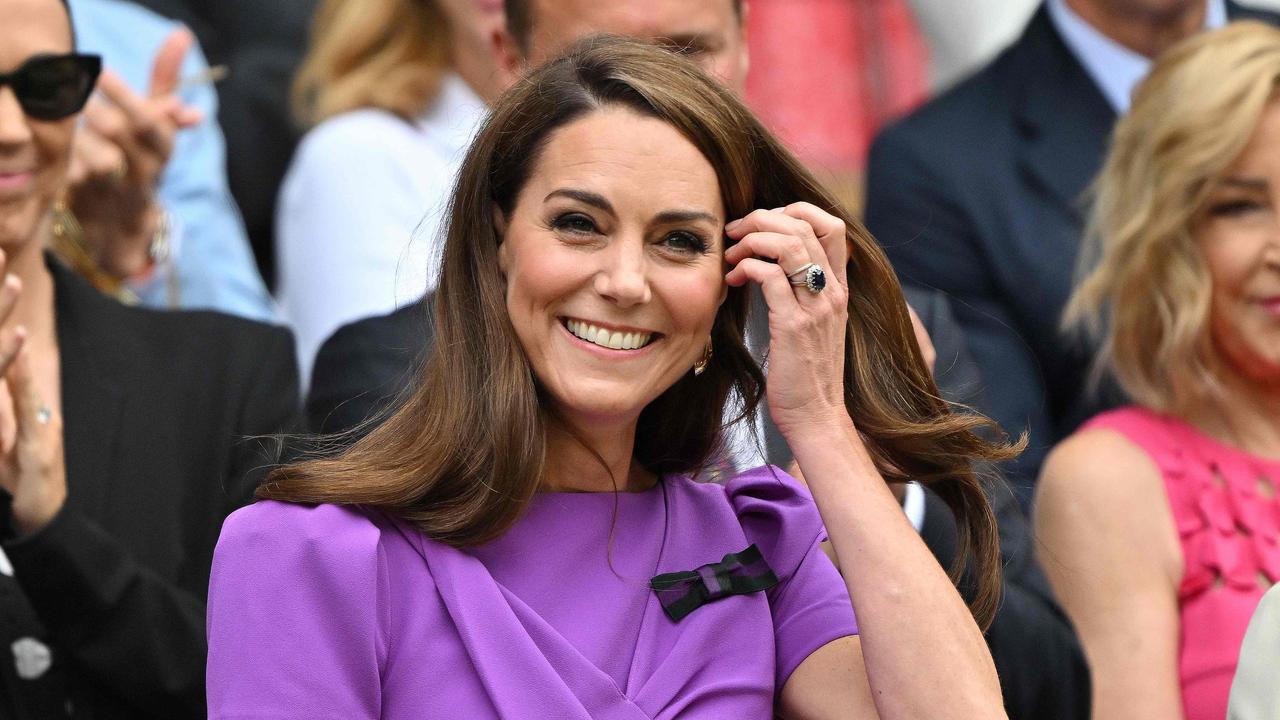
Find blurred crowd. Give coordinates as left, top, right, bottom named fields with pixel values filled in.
left=4, top=0, right=1280, bottom=718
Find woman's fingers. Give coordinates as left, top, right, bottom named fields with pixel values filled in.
left=724, top=230, right=818, bottom=275
left=95, top=70, right=171, bottom=156
left=0, top=275, right=21, bottom=328
left=726, top=257, right=800, bottom=314
left=779, top=202, right=849, bottom=286
left=725, top=206, right=847, bottom=294
left=9, top=348, right=51, bottom=447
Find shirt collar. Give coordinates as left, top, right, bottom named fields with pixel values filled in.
left=1048, top=0, right=1226, bottom=113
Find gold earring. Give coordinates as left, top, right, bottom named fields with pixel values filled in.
left=692, top=338, right=713, bottom=376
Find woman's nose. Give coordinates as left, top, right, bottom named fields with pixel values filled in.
left=594, top=239, right=652, bottom=308
left=0, top=89, right=34, bottom=146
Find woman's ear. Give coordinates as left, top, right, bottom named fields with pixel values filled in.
left=493, top=203, right=510, bottom=273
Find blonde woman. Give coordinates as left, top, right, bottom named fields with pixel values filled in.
left=1036, top=21, right=1280, bottom=720
left=276, top=0, right=509, bottom=386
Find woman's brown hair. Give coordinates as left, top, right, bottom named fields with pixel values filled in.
left=263, top=35, right=1017, bottom=628
left=291, top=0, right=451, bottom=127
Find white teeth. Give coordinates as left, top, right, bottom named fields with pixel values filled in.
left=566, top=319, right=652, bottom=351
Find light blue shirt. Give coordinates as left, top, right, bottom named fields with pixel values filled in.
left=68, top=0, right=277, bottom=322
left=1048, top=0, right=1227, bottom=113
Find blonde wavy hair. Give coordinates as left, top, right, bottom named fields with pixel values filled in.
left=1066, top=21, right=1280, bottom=414
left=292, top=0, right=451, bottom=127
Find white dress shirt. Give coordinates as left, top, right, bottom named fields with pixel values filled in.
left=276, top=74, right=487, bottom=386
left=1048, top=0, right=1226, bottom=113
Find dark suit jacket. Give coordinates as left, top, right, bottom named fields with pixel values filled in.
left=864, top=2, right=1279, bottom=499
left=308, top=283, right=1087, bottom=719
left=0, top=260, right=299, bottom=719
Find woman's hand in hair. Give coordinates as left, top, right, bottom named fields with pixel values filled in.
left=66, top=29, right=202, bottom=279
left=724, top=202, right=851, bottom=439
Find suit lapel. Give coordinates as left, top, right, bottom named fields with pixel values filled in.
left=53, top=261, right=126, bottom=520
left=1013, top=7, right=1116, bottom=220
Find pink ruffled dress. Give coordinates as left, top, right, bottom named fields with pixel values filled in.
left=1083, top=407, right=1280, bottom=719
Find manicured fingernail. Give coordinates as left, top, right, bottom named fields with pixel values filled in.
left=771, top=206, right=785, bottom=212
left=725, top=219, right=742, bottom=232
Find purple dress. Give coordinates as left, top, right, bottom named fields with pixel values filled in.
left=206, top=466, right=857, bottom=718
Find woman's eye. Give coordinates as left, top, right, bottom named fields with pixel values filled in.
left=553, top=213, right=597, bottom=234
left=1208, top=199, right=1265, bottom=217
left=662, top=231, right=710, bottom=254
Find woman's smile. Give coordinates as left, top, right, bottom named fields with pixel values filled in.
left=561, top=317, right=658, bottom=352
left=498, top=106, right=725, bottom=427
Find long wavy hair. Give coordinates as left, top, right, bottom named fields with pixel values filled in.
left=262, top=35, right=1017, bottom=628
left=1066, top=21, right=1280, bottom=414
left=291, top=0, right=450, bottom=127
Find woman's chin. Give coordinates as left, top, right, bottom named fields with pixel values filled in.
left=0, top=202, right=49, bottom=252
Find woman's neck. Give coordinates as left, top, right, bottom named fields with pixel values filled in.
left=4, top=232, right=56, bottom=340
left=540, top=415, right=655, bottom=493
left=1181, top=363, right=1280, bottom=461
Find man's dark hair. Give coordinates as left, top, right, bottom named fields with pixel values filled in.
left=503, top=0, right=744, bottom=56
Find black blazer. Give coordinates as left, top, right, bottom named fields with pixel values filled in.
left=0, top=260, right=299, bottom=719
left=864, top=3, right=1279, bottom=498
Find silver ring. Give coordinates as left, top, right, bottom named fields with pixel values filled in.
left=36, top=406, right=52, bottom=425
left=786, top=263, right=826, bottom=294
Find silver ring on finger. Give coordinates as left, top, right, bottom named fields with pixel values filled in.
left=785, top=263, right=826, bottom=294
left=36, top=405, right=52, bottom=425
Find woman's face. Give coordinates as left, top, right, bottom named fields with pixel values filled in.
left=498, top=107, right=727, bottom=429
left=1194, top=100, right=1280, bottom=384
left=0, top=0, right=77, bottom=248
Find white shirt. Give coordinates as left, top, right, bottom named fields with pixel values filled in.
left=1048, top=0, right=1226, bottom=113
left=276, top=74, right=488, bottom=387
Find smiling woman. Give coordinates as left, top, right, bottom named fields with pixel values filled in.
left=1039, top=21, right=1280, bottom=720
left=0, top=0, right=299, bottom=717
left=209, top=35, right=1014, bottom=719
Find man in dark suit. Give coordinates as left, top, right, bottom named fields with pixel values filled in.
left=865, top=0, right=1280, bottom=498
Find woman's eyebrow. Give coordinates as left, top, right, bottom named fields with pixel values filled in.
left=653, top=209, right=719, bottom=225
left=1219, top=176, right=1269, bottom=191
left=545, top=188, right=613, bottom=213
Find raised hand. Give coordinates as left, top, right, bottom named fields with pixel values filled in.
left=66, top=28, right=202, bottom=278
left=723, top=202, right=851, bottom=438
left=0, top=252, right=64, bottom=535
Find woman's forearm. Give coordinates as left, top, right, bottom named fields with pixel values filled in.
left=787, top=415, right=1005, bottom=719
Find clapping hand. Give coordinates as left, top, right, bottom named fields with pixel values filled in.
left=724, top=203, right=851, bottom=438
left=0, top=255, right=66, bottom=536
left=66, top=28, right=201, bottom=278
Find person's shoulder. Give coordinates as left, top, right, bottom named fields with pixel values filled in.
left=325, top=299, right=429, bottom=352
left=218, top=501, right=396, bottom=568
left=879, top=44, right=1020, bottom=143
left=685, top=466, right=826, bottom=568
left=132, top=303, right=293, bottom=361
left=1038, top=410, right=1167, bottom=514
left=295, top=109, right=426, bottom=162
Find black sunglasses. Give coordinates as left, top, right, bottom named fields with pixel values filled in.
left=0, top=53, right=101, bottom=122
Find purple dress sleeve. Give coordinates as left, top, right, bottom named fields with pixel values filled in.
left=206, top=501, right=390, bottom=719
left=726, top=466, right=858, bottom=689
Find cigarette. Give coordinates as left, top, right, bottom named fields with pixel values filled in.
left=175, top=65, right=228, bottom=92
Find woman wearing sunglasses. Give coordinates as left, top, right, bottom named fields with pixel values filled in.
left=0, top=1, right=299, bottom=718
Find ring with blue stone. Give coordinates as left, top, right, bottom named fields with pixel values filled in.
left=785, top=263, right=826, bottom=294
